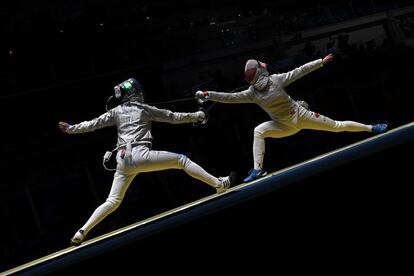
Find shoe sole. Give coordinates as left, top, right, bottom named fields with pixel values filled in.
left=228, top=172, right=237, bottom=187
left=70, top=240, right=81, bottom=246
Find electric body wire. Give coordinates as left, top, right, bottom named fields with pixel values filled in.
left=102, top=85, right=248, bottom=170
left=105, top=85, right=249, bottom=111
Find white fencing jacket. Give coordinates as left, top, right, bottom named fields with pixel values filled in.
left=207, top=59, right=324, bottom=123
left=66, top=101, right=201, bottom=147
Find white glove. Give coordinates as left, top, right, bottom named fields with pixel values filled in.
left=196, top=110, right=206, bottom=122
left=195, top=90, right=209, bottom=104
left=193, top=108, right=209, bottom=126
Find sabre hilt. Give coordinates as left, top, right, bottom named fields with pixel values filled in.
left=193, top=107, right=209, bottom=126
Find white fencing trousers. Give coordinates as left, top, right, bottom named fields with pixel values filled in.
left=79, top=145, right=222, bottom=236
left=252, top=108, right=372, bottom=170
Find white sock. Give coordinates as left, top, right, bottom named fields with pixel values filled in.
left=253, top=137, right=265, bottom=171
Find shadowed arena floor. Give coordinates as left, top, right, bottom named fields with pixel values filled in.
left=3, top=122, right=414, bottom=275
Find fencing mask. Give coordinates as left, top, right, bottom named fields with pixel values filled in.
left=244, top=59, right=270, bottom=90
left=114, top=78, right=144, bottom=102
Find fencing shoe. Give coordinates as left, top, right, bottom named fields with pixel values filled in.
left=216, top=172, right=237, bottom=194
left=243, top=169, right=267, bottom=183
left=70, top=229, right=85, bottom=246
left=371, top=124, right=388, bottom=133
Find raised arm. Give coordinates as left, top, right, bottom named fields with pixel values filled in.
left=59, top=110, right=115, bottom=134
left=278, top=53, right=334, bottom=87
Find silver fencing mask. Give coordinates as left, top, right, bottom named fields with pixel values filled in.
left=244, top=59, right=269, bottom=90
left=114, top=78, right=145, bottom=102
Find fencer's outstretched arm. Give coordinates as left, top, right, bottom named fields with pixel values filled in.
left=277, top=53, right=334, bottom=87
left=59, top=104, right=206, bottom=135
left=59, top=110, right=115, bottom=134
left=195, top=89, right=254, bottom=104
left=143, top=103, right=206, bottom=124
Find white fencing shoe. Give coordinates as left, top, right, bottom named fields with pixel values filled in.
left=216, top=172, right=237, bottom=194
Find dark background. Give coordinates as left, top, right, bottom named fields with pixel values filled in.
left=1, top=0, right=414, bottom=272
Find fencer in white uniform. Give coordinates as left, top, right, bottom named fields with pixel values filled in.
left=195, top=53, right=387, bottom=182
left=59, top=78, right=236, bottom=246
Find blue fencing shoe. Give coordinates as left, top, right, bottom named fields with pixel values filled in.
left=371, top=124, right=388, bottom=133
left=243, top=169, right=267, bottom=183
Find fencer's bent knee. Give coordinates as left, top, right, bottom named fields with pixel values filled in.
left=178, top=154, right=189, bottom=169
left=254, top=127, right=265, bottom=138
left=106, top=196, right=122, bottom=211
